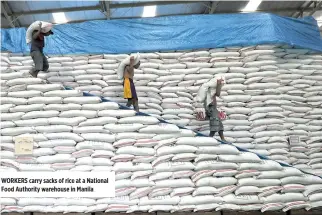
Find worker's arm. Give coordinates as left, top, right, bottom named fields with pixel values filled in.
left=215, top=78, right=223, bottom=97
left=203, top=101, right=210, bottom=120
left=127, top=56, right=135, bottom=77
left=32, top=22, right=42, bottom=40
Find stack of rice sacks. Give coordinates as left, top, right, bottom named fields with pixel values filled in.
left=1, top=44, right=322, bottom=213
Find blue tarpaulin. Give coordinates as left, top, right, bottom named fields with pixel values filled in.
left=1, top=13, right=322, bottom=55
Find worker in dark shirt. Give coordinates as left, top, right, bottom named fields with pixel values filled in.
left=29, top=22, right=54, bottom=78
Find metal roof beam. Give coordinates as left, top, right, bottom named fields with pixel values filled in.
left=9, top=4, right=322, bottom=18
left=110, top=1, right=205, bottom=8
left=101, top=7, right=322, bottom=18
left=4, top=2, right=322, bottom=28
left=2, top=12, right=207, bottom=28
left=104, top=1, right=110, bottom=19
left=8, top=2, right=205, bottom=17
left=1, top=1, right=20, bottom=27
left=254, top=7, right=322, bottom=13
left=212, top=7, right=322, bottom=14
left=1, top=17, right=107, bottom=28
left=100, top=1, right=110, bottom=19
left=293, top=1, right=315, bottom=18
left=2, top=6, right=322, bottom=29
left=1, top=3, right=15, bottom=27
left=307, top=0, right=322, bottom=16
left=9, top=5, right=101, bottom=16
left=209, top=1, right=220, bottom=14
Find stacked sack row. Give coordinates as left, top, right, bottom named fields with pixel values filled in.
left=3, top=44, right=321, bottom=175
left=196, top=47, right=321, bottom=169
left=1, top=46, right=321, bottom=173
left=1, top=66, right=322, bottom=213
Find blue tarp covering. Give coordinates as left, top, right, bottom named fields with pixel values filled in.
left=1, top=13, right=322, bottom=55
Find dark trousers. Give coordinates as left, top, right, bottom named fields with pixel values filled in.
left=126, top=98, right=139, bottom=112
left=31, top=51, right=49, bottom=72
left=209, top=130, right=226, bottom=141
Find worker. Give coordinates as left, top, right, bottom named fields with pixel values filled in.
left=123, top=56, right=140, bottom=112
left=204, top=78, right=226, bottom=141
left=29, top=22, right=54, bottom=78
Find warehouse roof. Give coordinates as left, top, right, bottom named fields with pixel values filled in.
left=1, top=0, right=322, bottom=31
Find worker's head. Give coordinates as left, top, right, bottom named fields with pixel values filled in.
left=134, top=61, right=140, bottom=69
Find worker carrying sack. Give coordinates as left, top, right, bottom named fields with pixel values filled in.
left=195, top=76, right=226, bottom=103
left=117, top=53, right=140, bottom=79
left=26, top=21, right=53, bottom=44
